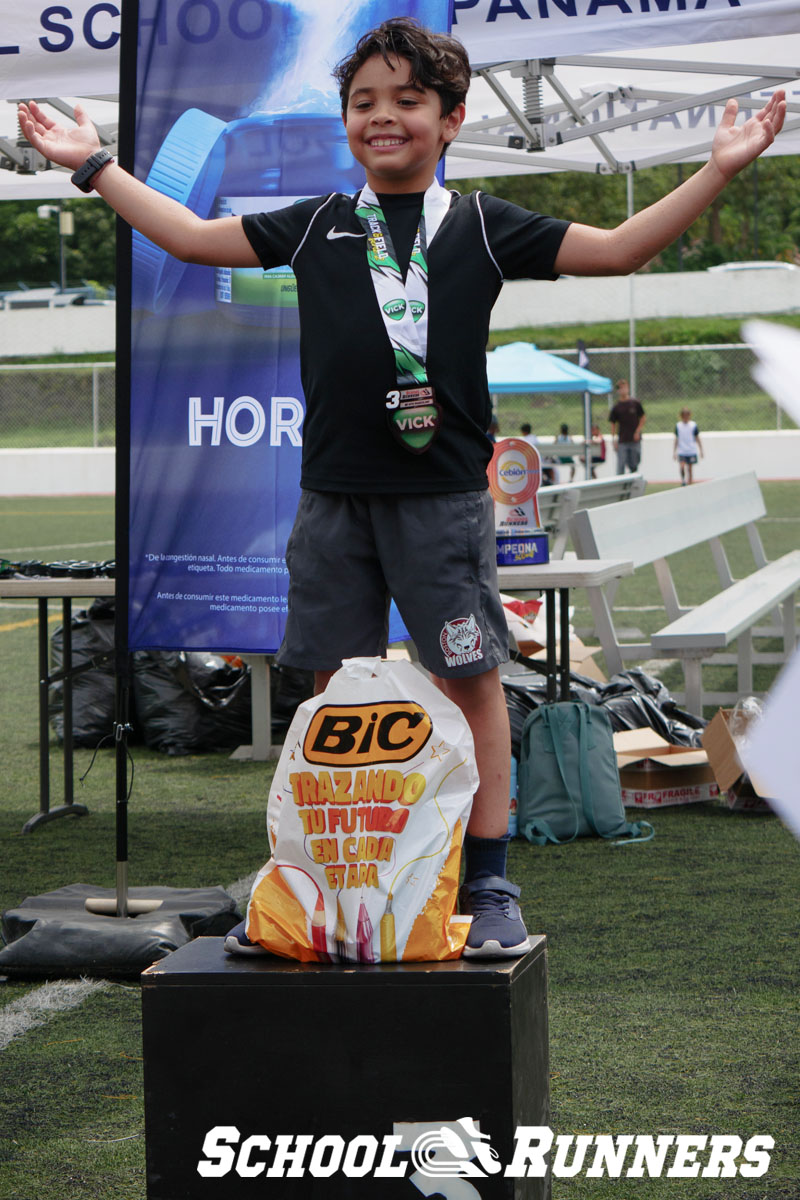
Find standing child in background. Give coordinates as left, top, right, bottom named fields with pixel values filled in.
left=674, top=407, right=704, bottom=485
left=18, top=19, right=784, bottom=959
left=609, top=379, right=646, bottom=475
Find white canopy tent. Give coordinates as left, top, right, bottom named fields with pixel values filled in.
left=486, top=340, right=613, bottom=479
left=486, top=341, right=612, bottom=393
left=447, top=35, right=800, bottom=180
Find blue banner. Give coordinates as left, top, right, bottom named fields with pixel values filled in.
left=129, top=0, right=450, bottom=652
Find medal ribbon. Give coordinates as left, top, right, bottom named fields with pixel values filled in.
left=355, top=179, right=450, bottom=387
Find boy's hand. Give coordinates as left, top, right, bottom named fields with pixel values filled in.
left=710, top=91, right=786, bottom=182
left=18, top=100, right=102, bottom=171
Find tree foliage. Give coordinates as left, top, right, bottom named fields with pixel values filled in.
left=0, top=197, right=116, bottom=292
left=462, top=156, right=800, bottom=271
left=0, top=154, right=797, bottom=289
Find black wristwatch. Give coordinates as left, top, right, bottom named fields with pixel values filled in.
left=71, top=147, right=115, bottom=193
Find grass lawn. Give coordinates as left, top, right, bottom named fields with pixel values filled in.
left=1, top=425, right=117, bottom=449
left=494, top=388, right=793, bottom=441
left=1, top=492, right=799, bottom=1198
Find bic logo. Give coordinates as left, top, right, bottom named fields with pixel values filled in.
left=304, top=703, right=432, bottom=766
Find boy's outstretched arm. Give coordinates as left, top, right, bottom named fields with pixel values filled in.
left=553, top=91, right=785, bottom=278
left=18, top=101, right=258, bottom=268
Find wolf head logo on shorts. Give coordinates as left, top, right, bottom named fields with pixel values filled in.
left=440, top=614, right=484, bottom=669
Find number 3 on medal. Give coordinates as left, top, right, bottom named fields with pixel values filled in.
left=386, top=390, right=400, bottom=410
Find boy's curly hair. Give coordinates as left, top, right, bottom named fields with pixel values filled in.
left=333, top=18, right=471, bottom=117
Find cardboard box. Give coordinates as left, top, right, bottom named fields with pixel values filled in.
left=613, top=728, right=719, bottom=808
left=701, top=709, right=772, bottom=813
left=500, top=595, right=604, bottom=680
left=526, top=636, right=606, bottom=684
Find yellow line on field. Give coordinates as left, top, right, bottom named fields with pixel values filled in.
left=0, top=509, right=113, bottom=516
left=0, top=614, right=61, bottom=633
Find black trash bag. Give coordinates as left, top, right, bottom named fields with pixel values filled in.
left=133, top=650, right=252, bottom=755
left=501, top=665, right=603, bottom=759
left=49, top=597, right=117, bottom=746
left=599, top=668, right=706, bottom=746
left=502, top=685, right=543, bottom=760
left=602, top=667, right=671, bottom=705
left=600, top=689, right=705, bottom=747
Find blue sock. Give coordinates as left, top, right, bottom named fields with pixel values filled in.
left=463, top=833, right=510, bottom=883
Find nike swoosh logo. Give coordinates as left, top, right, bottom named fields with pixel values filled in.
left=326, top=228, right=366, bottom=240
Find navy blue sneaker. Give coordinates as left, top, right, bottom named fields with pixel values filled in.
left=223, top=919, right=268, bottom=956
left=459, top=875, right=530, bottom=959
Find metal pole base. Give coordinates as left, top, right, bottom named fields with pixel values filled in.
left=84, top=861, right=164, bottom=917
left=22, top=803, right=89, bottom=834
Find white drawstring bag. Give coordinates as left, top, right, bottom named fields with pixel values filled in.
left=246, top=657, right=478, bottom=962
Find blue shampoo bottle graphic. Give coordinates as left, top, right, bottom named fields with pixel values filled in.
left=131, top=108, right=364, bottom=323
left=214, top=112, right=364, bottom=325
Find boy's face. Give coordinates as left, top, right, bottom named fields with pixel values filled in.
left=343, top=53, right=465, bottom=193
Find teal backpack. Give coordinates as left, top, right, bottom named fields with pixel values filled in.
left=518, top=702, right=654, bottom=845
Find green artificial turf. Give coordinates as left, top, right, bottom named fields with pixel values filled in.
left=1, top=492, right=799, bottom=1198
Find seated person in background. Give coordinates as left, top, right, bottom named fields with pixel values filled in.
left=555, top=422, right=576, bottom=482
left=589, top=423, right=606, bottom=478
left=521, top=422, right=555, bottom=483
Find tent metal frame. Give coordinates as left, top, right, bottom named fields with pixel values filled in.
left=452, top=53, right=800, bottom=176
left=3, top=53, right=799, bottom=183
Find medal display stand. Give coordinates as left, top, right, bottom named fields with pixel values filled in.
left=141, top=935, right=551, bottom=1199
left=488, top=439, right=550, bottom=567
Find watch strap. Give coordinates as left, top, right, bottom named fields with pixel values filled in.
left=71, top=148, right=115, bottom=193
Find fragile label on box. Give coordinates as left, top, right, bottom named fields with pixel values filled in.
left=722, top=786, right=772, bottom=814
left=621, top=780, right=720, bottom=808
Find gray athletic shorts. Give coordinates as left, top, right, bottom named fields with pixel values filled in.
left=276, top=489, right=510, bottom=678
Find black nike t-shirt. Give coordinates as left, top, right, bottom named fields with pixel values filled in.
left=376, top=191, right=424, bottom=279
left=243, top=190, right=569, bottom=494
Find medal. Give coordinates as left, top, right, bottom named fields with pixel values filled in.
left=385, top=384, right=442, bottom=454
left=356, top=180, right=451, bottom=454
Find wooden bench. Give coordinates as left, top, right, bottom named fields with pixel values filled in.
left=568, top=471, right=800, bottom=714
left=537, top=472, right=646, bottom=558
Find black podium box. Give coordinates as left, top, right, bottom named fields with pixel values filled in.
left=142, top=936, right=550, bottom=1199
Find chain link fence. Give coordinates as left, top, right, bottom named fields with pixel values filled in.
left=0, top=345, right=793, bottom=448
left=493, top=343, right=795, bottom=442
left=0, top=362, right=115, bottom=448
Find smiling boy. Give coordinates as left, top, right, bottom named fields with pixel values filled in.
left=18, top=18, right=785, bottom=960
